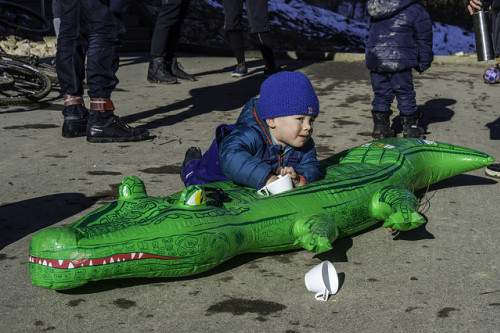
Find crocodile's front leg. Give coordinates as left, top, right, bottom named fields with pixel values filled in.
left=292, top=214, right=339, bottom=253
left=370, top=187, right=426, bottom=231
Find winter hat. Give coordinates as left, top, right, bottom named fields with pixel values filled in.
left=259, top=71, right=319, bottom=120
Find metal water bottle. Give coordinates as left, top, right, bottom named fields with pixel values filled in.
left=473, top=9, right=495, bottom=61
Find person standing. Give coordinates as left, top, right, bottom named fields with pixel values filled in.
left=221, top=0, right=279, bottom=77
left=468, top=0, right=500, bottom=179
left=468, top=0, right=500, bottom=66
left=365, top=0, right=433, bottom=139
left=147, top=0, right=196, bottom=84
left=57, top=0, right=149, bottom=142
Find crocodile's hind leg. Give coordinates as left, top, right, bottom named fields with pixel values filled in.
left=370, top=187, right=426, bottom=231
left=293, top=214, right=340, bottom=253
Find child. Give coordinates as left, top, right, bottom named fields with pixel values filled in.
left=181, top=71, right=323, bottom=190
left=365, top=0, right=434, bottom=139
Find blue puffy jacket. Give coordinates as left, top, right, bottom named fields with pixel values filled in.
left=219, top=98, right=322, bottom=189
left=365, top=0, right=433, bottom=73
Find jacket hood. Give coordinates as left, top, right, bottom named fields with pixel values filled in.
left=367, top=0, right=418, bottom=20
left=236, top=98, right=274, bottom=145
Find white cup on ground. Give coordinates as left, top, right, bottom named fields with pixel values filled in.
left=304, top=261, right=339, bottom=301
left=257, top=173, right=293, bottom=196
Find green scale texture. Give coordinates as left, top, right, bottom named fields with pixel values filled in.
left=28, top=138, right=494, bottom=290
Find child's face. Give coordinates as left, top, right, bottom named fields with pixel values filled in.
left=266, top=115, right=315, bottom=148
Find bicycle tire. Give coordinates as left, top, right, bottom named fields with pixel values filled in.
left=0, top=50, right=58, bottom=84
left=0, top=60, right=51, bottom=105
left=37, top=62, right=59, bottom=84
left=0, top=1, right=52, bottom=37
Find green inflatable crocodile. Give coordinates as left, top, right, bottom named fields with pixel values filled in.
left=29, top=138, right=494, bottom=290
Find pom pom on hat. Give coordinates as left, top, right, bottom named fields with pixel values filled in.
left=259, top=71, right=319, bottom=120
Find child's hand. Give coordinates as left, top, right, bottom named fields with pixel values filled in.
left=280, top=167, right=304, bottom=187
left=265, top=174, right=280, bottom=185
left=415, top=64, right=431, bottom=74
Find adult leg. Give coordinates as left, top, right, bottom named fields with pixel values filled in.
left=222, top=0, right=248, bottom=77
left=82, top=0, right=149, bottom=142
left=164, top=0, right=195, bottom=80
left=393, top=70, right=424, bottom=138
left=56, top=0, right=88, bottom=137
left=370, top=72, right=395, bottom=139
left=227, top=32, right=245, bottom=65
left=246, top=0, right=277, bottom=73
left=80, top=0, right=120, bottom=99
left=148, top=0, right=183, bottom=83
left=485, top=2, right=500, bottom=178
left=490, top=5, right=500, bottom=63
left=163, top=0, right=188, bottom=61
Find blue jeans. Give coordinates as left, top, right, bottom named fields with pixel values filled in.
left=370, top=70, right=417, bottom=115
left=56, top=0, right=121, bottom=101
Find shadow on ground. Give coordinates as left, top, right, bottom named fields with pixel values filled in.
left=486, top=116, right=500, bottom=140
left=0, top=193, right=98, bottom=250
left=391, top=98, right=456, bottom=136
left=121, top=59, right=317, bottom=129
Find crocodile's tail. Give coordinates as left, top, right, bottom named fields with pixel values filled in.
left=338, top=138, right=494, bottom=190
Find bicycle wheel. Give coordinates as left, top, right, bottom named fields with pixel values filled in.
left=0, top=1, right=52, bottom=37
left=37, top=62, right=59, bottom=84
left=0, top=50, right=58, bottom=84
left=0, top=60, right=51, bottom=105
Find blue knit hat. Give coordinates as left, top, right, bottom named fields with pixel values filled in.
left=259, top=71, right=319, bottom=120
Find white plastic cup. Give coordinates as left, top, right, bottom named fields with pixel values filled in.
left=257, top=174, right=293, bottom=196
left=304, top=261, right=339, bottom=301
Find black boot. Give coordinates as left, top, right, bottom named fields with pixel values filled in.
left=182, top=147, right=202, bottom=167
left=180, top=147, right=202, bottom=181
left=371, top=111, right=394, bottom=139
left=61, top=95, right=89, bottom=138
left=169, top=58, right=196, bottom=81
left=62, top=105, right=89, bottom=138
left=147, top=57, right=177, bottom=84
left=86, top=99, right=149, bottom=143
left=87, top=114, right=150, bottom=143
left=62, top=113, right=88, bottom=138
left=401, top=112, right=425, bottom=138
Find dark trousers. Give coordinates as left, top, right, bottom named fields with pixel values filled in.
left=56, top=0, right=121, bottom=100
left=149, top=0, right=190, bottom=60
left=222, top=0, right=275, bottom=67
left=222, top=0, right=270, bottom=33
left=370, top=70, right=417, bottom=115
left=492, top=8, right=500, bottom=58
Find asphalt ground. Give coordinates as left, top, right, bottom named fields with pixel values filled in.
left=0, top=52, right=499, bottom=332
